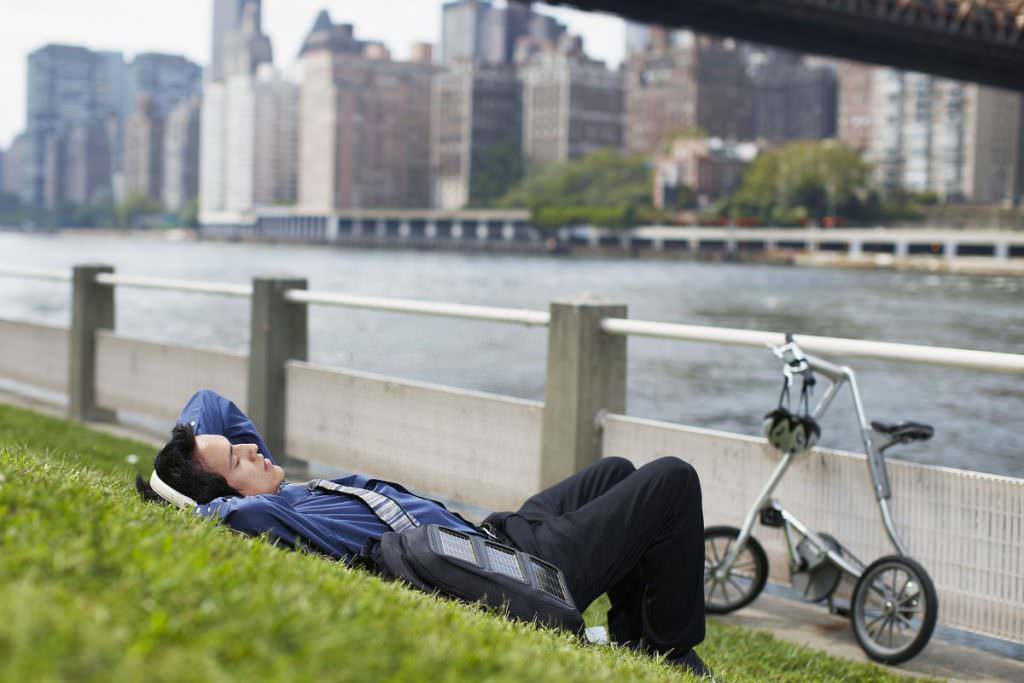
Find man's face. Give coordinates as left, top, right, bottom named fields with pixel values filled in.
left=194, top=434, right=284, bottom=496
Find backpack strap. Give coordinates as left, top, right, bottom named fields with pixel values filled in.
left=309, top=479, right=420, bottom=533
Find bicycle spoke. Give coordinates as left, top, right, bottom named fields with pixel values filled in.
left=709, top=540, right=723, bottom=564
left=864, top=611, right=886, bottom=632
left=887, top=615, right=897, bottom=648
left=731, top=560, right=755, bottom=573
left=727, top=576, right=748, bottom=599
left=866, top=613, right=887, bottom=639
left=868, top=582, right=888, bottom=602
left=896, top=573, right=911, bottom=602
left=716, top=580, right=729, bottom=606
left=895, top=612, right=917, bottom=631
left=722, top=578, right=736, bottom=604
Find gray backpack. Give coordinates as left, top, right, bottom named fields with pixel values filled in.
left=358, top=524, right=585, bottom=634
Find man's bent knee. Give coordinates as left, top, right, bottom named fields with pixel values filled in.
left=649, top=456, right=701, bottom=495
left=601, top=456, right=636, bottom=480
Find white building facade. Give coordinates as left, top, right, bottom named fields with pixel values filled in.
left=200, top=65, right=297, bottom=222
left=869, top=70, right=1021, bottom=203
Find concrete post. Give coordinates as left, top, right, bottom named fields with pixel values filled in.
left=248, top=277, right=308, bottom=476
left=69, top=264, right=116, bottom=422
left=540, top=297, right=627, bottom=488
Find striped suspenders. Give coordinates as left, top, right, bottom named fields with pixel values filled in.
left=309, top=479, right=421, bottom=533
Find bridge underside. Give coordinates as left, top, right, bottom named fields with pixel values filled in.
left=548, top=0, right=1024, bottom=91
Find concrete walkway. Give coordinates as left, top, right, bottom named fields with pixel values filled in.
left=3, top=387, right=1022, bottom=681
left=715, top=592, right=1024, bottom=682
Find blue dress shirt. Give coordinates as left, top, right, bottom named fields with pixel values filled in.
left=180, top=390, right=481, bottom=561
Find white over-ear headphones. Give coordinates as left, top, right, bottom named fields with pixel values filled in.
left=149, top=469, right=198, bottom=510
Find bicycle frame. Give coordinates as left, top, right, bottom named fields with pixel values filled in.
left=712, top=350, right=911, bottom=585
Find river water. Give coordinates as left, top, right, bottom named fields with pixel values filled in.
left=0, top=232, right=1021, bottom=478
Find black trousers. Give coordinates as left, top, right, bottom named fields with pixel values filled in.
left=483, top=456, right=706, bottom=657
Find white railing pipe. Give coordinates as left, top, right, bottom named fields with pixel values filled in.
left=0, top=266, right=71, bottom=282
left=600, top=318, right=1024, bottom=374
left=285, top=289, right=551, bottom=327
left=94, top=273, right=253, bottom=298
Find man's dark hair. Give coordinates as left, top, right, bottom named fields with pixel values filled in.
left=135, top=423, right=241, bottom=505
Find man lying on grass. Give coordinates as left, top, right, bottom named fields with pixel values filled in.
left=137, top=389, right=711, bottom=677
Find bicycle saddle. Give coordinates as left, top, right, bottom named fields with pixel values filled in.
left=870, top=420, right=934, bottom=443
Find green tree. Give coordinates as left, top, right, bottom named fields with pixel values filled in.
left=0, top=191, right=23, bottom=225
left=468, top=138, right=524, bottom=208
left=178, top=198, right=199, bottom=228
left=116, top=193, right=164, bottom=229
left=497, top=149, right=659, bottom=230
left=724, top=141, right=875, bottom=224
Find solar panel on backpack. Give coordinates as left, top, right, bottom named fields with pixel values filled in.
left=484, top=542, right=526, bottom=582
left=530, top=558, right=567, bottom=601
left=436, top=527, right=478, bottom=565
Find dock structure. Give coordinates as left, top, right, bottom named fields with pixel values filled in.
left=200, top=210, right=1024, bottom=268
left=0, top=264, right=1022, bottom=652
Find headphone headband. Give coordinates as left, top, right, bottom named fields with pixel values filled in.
left=149, top=469, right=199, bottom=510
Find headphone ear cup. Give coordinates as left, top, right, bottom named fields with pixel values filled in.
left=763, top=409, right=783, bottom=443
left=791, top=419, right=807, bottom=452
left=804, top=417, right=821, bottom=450
left=764, top=409, right=788, bottom=451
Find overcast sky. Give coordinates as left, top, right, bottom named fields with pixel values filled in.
left=0, top=0, right=625, bottom=148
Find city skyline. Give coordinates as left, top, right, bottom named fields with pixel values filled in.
left=0, top=0, right=626, bottom=149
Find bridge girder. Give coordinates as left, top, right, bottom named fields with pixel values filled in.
left=547, top=0, right=1024, bottom=91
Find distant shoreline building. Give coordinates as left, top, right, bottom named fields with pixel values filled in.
left=299, top=12, right=434, bottom=211
left=748, top=49, right=836, bottom=143
left=431, top=61, right=521, bottom=210
left=163, top=95, right=201, bottom=212
left=123, top=96, right=164, bottom=200
left=868, top=70, right=1021, bottom=203
left=24, top=44, right=125, bottom=208
left=518, top=34, right=624, bottom=166
left=653, top=137, right=759, bottom=209
left=625, top=33, right=751, bottom=156
left=200, top=0, right=297, bottom=220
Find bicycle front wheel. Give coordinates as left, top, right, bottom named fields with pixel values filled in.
left=704, top=525, right=769, bottom=614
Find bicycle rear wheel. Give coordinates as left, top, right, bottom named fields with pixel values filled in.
left=851, top=555, right=938, bottom=664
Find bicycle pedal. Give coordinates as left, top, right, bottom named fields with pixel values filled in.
left=759, top=507, right=784, bottom=528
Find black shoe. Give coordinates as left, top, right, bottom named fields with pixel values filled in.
left=671, top=649, right=716, bottom=680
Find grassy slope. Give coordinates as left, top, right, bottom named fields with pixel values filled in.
left=0, top=403, right=927, bottom=682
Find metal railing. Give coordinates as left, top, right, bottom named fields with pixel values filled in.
left=600, top=318, right=1024, bottom=374
left=3, top=265, right=1023, bottom=373
left=285, top=289, right=550, bottom=327
left=0, top=266, right=71, bottom=282
left=94, top=273, right=252, bottom=298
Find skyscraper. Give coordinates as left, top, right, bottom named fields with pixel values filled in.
left=442, top=0, right=564, bottom=65
left=25, top=44, right=125, bottom=207
left=749, top=49, right=837, bottom=142
left=518, top=35, right=624, bottom=165
left=126, top=53, right=202, bottom=117
left=299, top=12, right=434, bottom=210
left=210, top=0, right=254, bottom=82
left=432, top=62, right=521, bottom=209
left=3, top=133, right=28, bottom=200
left=200, top=0, right=296, bottom=219
left=869, top=70, right=1022, bottom=202
left=836, top=60, right=875, bottom=153
left=123, top=96, right=164, bottom=201
left=625, top=35, right=752, bottom=155
left=163, top=95, right=201, bottom=212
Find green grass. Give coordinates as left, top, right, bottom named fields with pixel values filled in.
left=0, top=403, right=928, bottom=682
